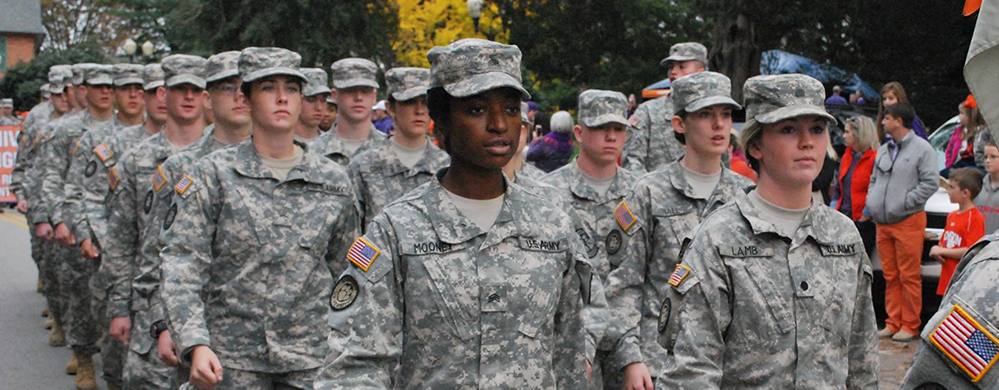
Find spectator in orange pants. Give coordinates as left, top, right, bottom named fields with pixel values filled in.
left=865, top=103, right=939, bottom=342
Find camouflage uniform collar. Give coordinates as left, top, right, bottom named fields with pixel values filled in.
left=423, top=169, right=538, bottom=244
left=734, top=193, right=838, bottom=246
left=664, top=158, right=739, bottom=204
left=232, top=138, right=326, bottom=183
left=568, top=160, right=631, bottom=201
left=380, top=139, right=446, bottom=176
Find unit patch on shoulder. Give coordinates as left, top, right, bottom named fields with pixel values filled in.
left=331, top=275, right=359, bottom=311
left=614, top=201, right=637, bottom=231
left=93, top=143, right=113, bottom=162
left=606, top=229, right=623, bottom=255
left=928, top=304, right=999, bottom=383
left=628, top=114, right=641, bottom=127
left=71, top=141, right=80, bottom=155
left=163, top=203, right=177, bottom=230
left=658, top=297, right=672, bottom=333
left=108, top=167, right=120, bottom=190
left=668, top=264, right=691, bottom=287
left=84, top=161, right=97, bottom=177
left=152, top=166, right=168, bottom=192
left=347, top=237, right=381, bottom=272
left=143, top=190, right=154, bottom=214
left=174, top=174, right=194, bottom=195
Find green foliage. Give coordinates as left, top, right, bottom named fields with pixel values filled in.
left=0, top=41, right=108, bottom=112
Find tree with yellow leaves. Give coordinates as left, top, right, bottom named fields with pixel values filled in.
left=393, top=0, right=508, bottom=67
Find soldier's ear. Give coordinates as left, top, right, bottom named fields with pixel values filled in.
left=156, top=87, right=167, bottom=102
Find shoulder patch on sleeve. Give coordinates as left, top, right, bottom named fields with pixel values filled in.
left=152, top=166, right=168, bottom=192
left=330, top=275, right=359, bottom=311
left=927, top=304, right=999, bottom=382
left=93, top=143, right=113, bottom=162
left=614, top=201, right=637, bottom=232
left=174, top=174, right=194, bottom=196
left=668, top=264, right=692, bottom=287
left=108, top=167, right=120, bottom=190
left=628, top=114, right=641, bottom=127
left=71, top=140, right=80, bottom=155
left=347, top=237, right=381, bottom=272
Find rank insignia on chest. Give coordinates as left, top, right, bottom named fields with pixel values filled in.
left=152, top=166, right=168, bottom=192
left=174, top=174, right=194, bottom=195
left=615, top=201, right=637, bottom=231
left=93, top=143, right=113, bottom=162
left=347, top=237, right=380, bottom=272
left=108, top=168, right=120, bottom=190
left=668, top=264, right=691, bottom=287
left=928, top=304, right=999, bottom=382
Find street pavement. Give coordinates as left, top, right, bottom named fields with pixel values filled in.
left=0, top=208, right=918, bottom=389
left=0, top=210, right=107, bottom=390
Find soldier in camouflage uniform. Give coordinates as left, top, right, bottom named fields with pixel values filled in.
left=316, top=38, right=592, bottom=390
left=348, top=67, right=450, bottom=229
left=60, top=63, right=146, bottom=390
left=295, top=68, right=331, bottom=143
left=622, top=42, right=708, bottom=173
left=539, top=89, right=638, bottom=390
left=139, top=50, right=251, bottom=373
left=159, top=47, right=360, bottom=390
left=0, top=99, right=15, bottom=124
left=605, top=71, right=753, bottom=390
left=310, top=58, right=386, bottom=165
left=19, top=65, right=66, bottom=132
left=102, top=54, right=209, bottom=390
left=138, top=63, right=169, bottom=141
left=14, top=65, right=74, bottom=347
left=900, top=232, right=999, bottom=389
left=39, top=63, right=116, bottom=390
left=654, top=74, right=879, bottom=388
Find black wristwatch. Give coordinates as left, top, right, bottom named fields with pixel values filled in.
left=150, top=320, right=169, bottom=339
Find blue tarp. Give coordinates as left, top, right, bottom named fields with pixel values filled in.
left=644, top=78, right=670, bottom=91
left=759, top=50, right=879, bottom=100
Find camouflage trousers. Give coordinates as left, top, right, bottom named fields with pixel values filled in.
left=63, top=249, right=100, bottom=356
left=37, top=238, right=69, bottom=329
left=204, top=367, right=319, bottom=390
left=123, top=309, right=178, bottom=390
left=90, top=259, right=124, bottom=388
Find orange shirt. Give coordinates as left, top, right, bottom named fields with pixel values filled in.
left=937, top=207, right=986, bottom=295
left=730, top=155, right=758, bottom=183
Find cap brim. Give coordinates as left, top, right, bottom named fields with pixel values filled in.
left=584, top=114, right=629, bottom=128
left=333, top=78, right=379, bottom=89
left=242, top=68, right=307, bottom=84
left=442, top=72, right=530, bottom=100
left=86, top=76, right=114, bottom=86
left=114, top=77, right=144, bottom=87
left=165, top=75, right=207, bottom=89
left=391, top=87, right=429, bottom=102
left=49, top=84, right=68, bottom=93
left=304, top=86, right=332, bottom=97
left=683, top=96, right=742, bottom=113
left=144, top=81, right=164, bottom=91
left=206, top=70, right=239, bottom=83
left=660, top=55, right=698, bottom=66
left=755, top=104, right=835, bottom=125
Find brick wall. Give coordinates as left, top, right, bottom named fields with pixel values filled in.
left=1, top=34, right=38, bottom=79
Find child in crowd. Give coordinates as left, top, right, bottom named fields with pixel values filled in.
left=975, top=142, right=999, bottom=234
left=930, top=168, right=985, bottom=295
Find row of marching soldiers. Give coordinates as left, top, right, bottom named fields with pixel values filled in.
left=12, top=37, right=978, bottom=390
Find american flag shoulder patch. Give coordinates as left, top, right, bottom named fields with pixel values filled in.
left=615, top=201, right=637, bottom=231
left=174, top=174, right=194, bottom=195
left=668, top=264, right=691, bottom=287
left=93, top=143, right=113, bottom=162
left=152, top=166, right=168, bottom=192
left=929, top=304, right=999, bottom=382
left=108, top=167, right=120, bottom=190
left=347, top=237, right=380, bottom=272
left=628, top=114, right=640, bottom=127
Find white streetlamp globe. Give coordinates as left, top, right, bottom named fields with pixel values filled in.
left=123, top=38, right=137, bottom=55
left=141, top=40, right=154, bottom=56
left=467, top=0, right=483, bottom=19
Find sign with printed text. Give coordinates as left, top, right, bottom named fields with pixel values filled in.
left=0, top=125, right=22, bottom=204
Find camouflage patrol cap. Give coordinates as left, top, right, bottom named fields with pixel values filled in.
left=671, top=71, right=741, bottom=114
left=660, top=42, right=709, bottom=67
left=113, top=63, right=145, bottom=87
left=301, top=68, right=332, bottom=97
left=40, top=84, right=50, bottom=93
left=143, top=64, right=165, bottom=91
left=205, top=51, right=241, bottom=83
left=0, top=99, right=12, bottom=108
left=49, top=65, right=73, bottom=92
left=238, top=47, right=306, bottom=84
left=72, top=63, right=99, bottom=85
left=740, top=74, right=835, bottom=148
left=162, top=54, right=208, bottom=89
left=386, top=67, right=431, bottom=101
left=578, top=89, right=629, bottom=128
left=330, top=58, right=379, bottom=89
left=427, top=38, right=530, bottom=100
left=85, top=65, right=115, bottom=86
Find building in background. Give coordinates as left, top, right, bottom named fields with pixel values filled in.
left=0, top=0, right=46, bottom=79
